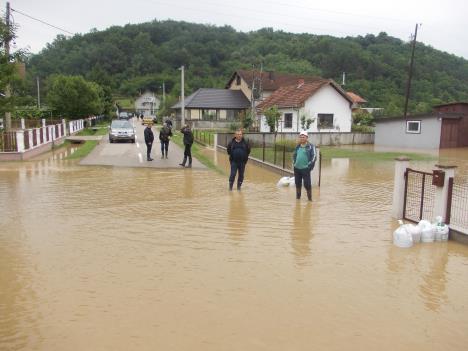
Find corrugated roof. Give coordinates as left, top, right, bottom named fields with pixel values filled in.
left=172, top=89, right=251, bottom=109
left=257, top=79, right=353, bottom=111
left=226, top=70, right=324, bottom=91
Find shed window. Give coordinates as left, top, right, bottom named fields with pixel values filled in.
left=318, top=114, right=334, bottom=129
left=236, top=75, right=241, bottom=86
left=406, top=120, right=421, bottom=134
left=284, top=113, right=293, bottom=128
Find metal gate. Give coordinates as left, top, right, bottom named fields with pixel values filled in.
left=403, top=168, right=436, bottom=223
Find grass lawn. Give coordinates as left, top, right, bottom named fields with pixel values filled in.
left=171, top=132, right=224, bottom=174
left=319, top=146, right=435, bottom=161
left=66, top=141, right=98, bottom=160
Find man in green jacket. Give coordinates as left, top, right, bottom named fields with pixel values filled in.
left=292, top=131, right=317, bottom=201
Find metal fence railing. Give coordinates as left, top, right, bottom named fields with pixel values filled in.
left=447, top=177, right=468, bottom=232
left=403, top=168, right=436, bottom=223
left=193, top=130, right=214, bottom=146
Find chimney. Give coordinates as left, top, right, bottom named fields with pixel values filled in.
left=268, top=70, right=275, bottom=80
left=297, top=79, right=305, bottom=88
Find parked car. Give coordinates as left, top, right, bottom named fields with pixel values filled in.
left=118, top=112, right=130, bottom=120
left=109, top=120, right=135, bottom=143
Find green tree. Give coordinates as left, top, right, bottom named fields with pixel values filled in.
left=264, top=106, right=281, bottom=132
left=46, top=75, right=104, bottom=118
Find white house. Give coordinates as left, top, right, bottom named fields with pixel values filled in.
left=134, top=91, right=160, bottom=117
left=257, top=79, right=353, bottom=133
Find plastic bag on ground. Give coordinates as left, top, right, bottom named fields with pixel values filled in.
left=277, top=177, right=291, bottom=187
left=433, top=216, right=449, bottom=241
left=403, top=224, right=422, bottom=243
left=418, top=219, right=435, bottom=243
left=393, top=220, right=413, bottom=248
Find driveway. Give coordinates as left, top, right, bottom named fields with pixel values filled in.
left=80, top=118, right=206, bottom=169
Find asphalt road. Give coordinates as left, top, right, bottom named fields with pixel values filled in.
left=80, top=118, right=206, bottom=169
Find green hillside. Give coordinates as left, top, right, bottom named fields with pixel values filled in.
left=26, top=20, right=468, bottom=115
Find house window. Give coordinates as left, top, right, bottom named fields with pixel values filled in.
left=284, top=113, right=293, bottom=128
left=406, top=120, right=421, bottom=134
left=236, top=75, right=241, bottom=86
left=226, top=110, right=240, bottom=121
left=318, top=114, right=334, bottom=129
left=202, top=109, right=218, bottom=120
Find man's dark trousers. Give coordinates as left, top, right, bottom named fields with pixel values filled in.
left=146, top=142, right=152, bottom=160
left=229, top=161, right=246, bottom=189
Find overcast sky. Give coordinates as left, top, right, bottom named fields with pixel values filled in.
left=3, top=0, right=468, bottom=59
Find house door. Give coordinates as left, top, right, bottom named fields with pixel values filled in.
left=440, top=119, right=459, bottom=148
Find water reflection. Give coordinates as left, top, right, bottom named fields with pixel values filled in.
left=290, top=202, right=313, bottom=264
left=227, top=192, right=248, bottom=241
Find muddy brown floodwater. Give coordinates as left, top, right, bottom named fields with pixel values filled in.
left=1, top=145, right=468, bottom=350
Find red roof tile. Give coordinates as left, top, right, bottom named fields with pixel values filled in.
left=346, top=91, right=367, bottom=104
left=257, top=80, right=352, bottom=111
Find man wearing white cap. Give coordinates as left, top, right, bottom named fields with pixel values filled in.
left=292, top=131, right=317, bottom=201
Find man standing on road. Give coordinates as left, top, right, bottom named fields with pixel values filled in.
left=159, top=121, right=173, bottom=159
left=144, top=123, right=154, bottom=161
left=292, top=131, right=316, bottom=201
left=179, top=124, right=194, bottom=168
left=227, top=129, right=251, bottom=191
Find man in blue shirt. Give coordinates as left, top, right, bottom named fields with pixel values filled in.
left=292, top=131, right=316, bottom=201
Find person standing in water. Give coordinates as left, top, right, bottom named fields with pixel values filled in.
left=159, top=121, right=173, bottom=159
left=179, top=124, right=194, bottom=168
left=227, top=129, right=251, bottom=191
left=292, top=131, right=316, bottom=201
left=144, top=123, right=154, bottom=161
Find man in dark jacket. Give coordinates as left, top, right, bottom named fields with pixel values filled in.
left=144, top=124, right=154, bottom=161
left=179, top=124, right=194, bottom=168
left=159, top=121, right=173, bottom=159
left=292, top=131, right=317, bottom=201
left=227, top=129, right=251, bottom=191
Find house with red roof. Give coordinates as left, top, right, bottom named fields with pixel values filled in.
left=256, top=79, right=354, bottom=133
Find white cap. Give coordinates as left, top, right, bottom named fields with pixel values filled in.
left=299, top=131, right=308, bottom=137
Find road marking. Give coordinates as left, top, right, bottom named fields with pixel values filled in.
left=138, top=153, right=143, bottom=163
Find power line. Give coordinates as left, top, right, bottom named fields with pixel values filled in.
left=10, top=7, right=74, bottom=35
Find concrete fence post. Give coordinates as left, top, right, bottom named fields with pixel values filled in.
left=433, top=165, right=457, bottom=223
left=36, top=129, right=41, bottom=145
left=21, top=118, right=25, bottom=130
left=16, top=130, right=25, bottom=152
left=214, top=133, right=218, bottom=149
left=28, top=129, right=33, bottom=148
left=42, top=127, right=47, bottom=143
left=42, top=119, right=46, bottom=128
left=392, top=157, right=410, bottom=219
left=69, top=121, right=73, bottom=134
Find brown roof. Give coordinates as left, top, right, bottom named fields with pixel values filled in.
left=226, top=70, right=324, bottom=91
left=257, top=80, right=353, bottom=111
left=346, top=91, right=367, bottom=104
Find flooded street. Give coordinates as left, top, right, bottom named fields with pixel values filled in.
left=1, top=146, right=468, bottom=350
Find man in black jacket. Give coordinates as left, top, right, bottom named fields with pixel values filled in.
left=179, top=124, right=194, bottom=168
left=227, top=129, right=251, bottom=191
left=159, top=121, right=173, bottom=159
left=144, top=124, right=154, bottom=161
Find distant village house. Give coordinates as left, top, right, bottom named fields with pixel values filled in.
left=135, top=91, right=160, bottom=117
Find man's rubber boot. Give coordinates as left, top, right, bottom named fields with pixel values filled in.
left=306, top=188, right=312, bottom=201
left=296, top=187, right=301, bottom=199
left=179, top=156, right=187, bottom=167
left=186, top=156, right=192, bottom=168
left=229, top=182, right=234, bottom=191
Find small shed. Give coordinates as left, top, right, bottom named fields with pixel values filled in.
left=374, top=102, right=468, bottom=149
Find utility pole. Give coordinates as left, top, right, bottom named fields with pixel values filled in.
left=179, top=66, right=185, bottom=126
left=404, top=23, right=420, bottom=118
left=36, top=77, right=41, bottom=108
left=4, top=2, right=12, bottom=131
left=162, top=81, right=166, bottom=103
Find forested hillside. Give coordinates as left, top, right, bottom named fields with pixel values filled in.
left=27, top=20, right=468, bottom=115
